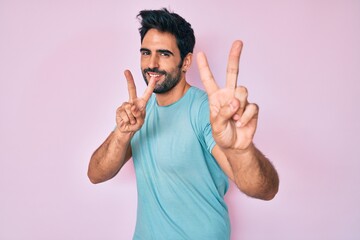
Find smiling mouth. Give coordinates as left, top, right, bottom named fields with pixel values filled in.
left=147, top=72, right=164, bottom=82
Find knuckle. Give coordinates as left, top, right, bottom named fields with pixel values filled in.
left=235, top=86, right=248, bottom=101
left=226, top=67, right=239, bottom=75
left=124, top=103, right=132, bottom=110
left=118, top=102, right=130, bottom=110
left=238, top=86, right=248, bottom=95
left=116, top=107, right=123, bottom=115
left=248, top=103, right=259, bottom=112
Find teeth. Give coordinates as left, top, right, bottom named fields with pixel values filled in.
left=149, top=73, right=161, bottom=77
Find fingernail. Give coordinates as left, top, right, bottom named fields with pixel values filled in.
left=236, top=121, right=242, bottom=128
left=233, top=114, right=240, bottom=121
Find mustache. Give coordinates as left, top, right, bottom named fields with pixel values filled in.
left=143, top=68, right=167, bottom=75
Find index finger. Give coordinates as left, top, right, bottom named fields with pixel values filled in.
left=225, top=40, right=243, bottom=89
left=141, top=76, right=156, bottom=103
left=124, top=70, right=137, bottom=102
left=197, top=51, right=219, bottom=95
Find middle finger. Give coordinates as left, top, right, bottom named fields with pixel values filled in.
left=225, top=40, right=243, bottom=89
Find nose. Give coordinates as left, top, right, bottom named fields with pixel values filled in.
left=148, top=54, right=159, bottom=69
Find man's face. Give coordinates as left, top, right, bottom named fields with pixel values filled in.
left=140, top=29, right=184, bottom=93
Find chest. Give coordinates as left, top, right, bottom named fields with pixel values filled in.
left=132, top=104, right=205, bottom=173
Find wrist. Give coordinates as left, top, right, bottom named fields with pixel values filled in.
left=113, top=128, right=134, bottom=145
left=220, top=142, right=257, bottom=161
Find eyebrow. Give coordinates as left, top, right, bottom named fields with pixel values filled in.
left=140, top=48, right=174, bottom=56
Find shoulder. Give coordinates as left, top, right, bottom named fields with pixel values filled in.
left=186, top=87, right=211, bottom=128
left=186, top=87, right=209, bottom=109
left=188, top=86, right=207, bottom=99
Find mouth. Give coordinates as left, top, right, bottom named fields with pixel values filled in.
left=146, top=71, right=165, bottom=82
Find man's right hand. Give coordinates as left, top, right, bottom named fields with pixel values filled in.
left=115, top=70, right=156, bottom=133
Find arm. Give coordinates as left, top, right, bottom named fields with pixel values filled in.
left=88, top=130, right=133, bottom=184
left=87, top=70, right=156, bottom=184
left=212, top=144, right=279, bottom=200
left=197, top=40, right=279, bottom=200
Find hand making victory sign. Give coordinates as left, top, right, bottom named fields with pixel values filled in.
left=197, top=40, right=258, bottom=151
left=116, top=70, right=156, bottom=133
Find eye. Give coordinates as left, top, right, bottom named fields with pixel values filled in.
left=160, top=52, right=170, bottom=57
left=141, top=50, right=150, bottom=56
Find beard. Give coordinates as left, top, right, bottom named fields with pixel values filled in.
left=142, top=65, right=182, bottom=94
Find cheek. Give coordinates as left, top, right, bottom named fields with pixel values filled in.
left=163, top=59, right=181, bottom=71
left=140, top=58, right=147, bottom=69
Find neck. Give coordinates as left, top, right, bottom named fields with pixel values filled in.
left=155, top=78, right=191, bottom=106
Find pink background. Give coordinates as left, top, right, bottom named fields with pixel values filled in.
left=1, top=0, right=359, bottom=239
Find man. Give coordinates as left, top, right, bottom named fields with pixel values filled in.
left=88, top=8, right=279, bottom=239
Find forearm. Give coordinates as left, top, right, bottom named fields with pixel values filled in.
left=88, top=129, right=133, bottom=184
left=223, top=143, right=279, bottom=200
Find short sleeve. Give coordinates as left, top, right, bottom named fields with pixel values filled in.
left=198, top=97, right=216, bottom=153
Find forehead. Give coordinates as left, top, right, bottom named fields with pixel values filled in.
left=141, top=29, right=180, bottom=54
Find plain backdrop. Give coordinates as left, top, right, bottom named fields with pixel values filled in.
left=1, top=0, right=359, bottom=239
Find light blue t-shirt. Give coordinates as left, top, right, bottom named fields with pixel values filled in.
left=131, top=87, right=230, bottom=239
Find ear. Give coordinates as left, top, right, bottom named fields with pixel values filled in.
left=181, top=53, right=193, bottom=73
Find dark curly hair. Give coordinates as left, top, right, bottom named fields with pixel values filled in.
left=137, top=8, right=196, bottom=62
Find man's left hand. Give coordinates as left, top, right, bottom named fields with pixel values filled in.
left=197, top=40, right=259, bottom=151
